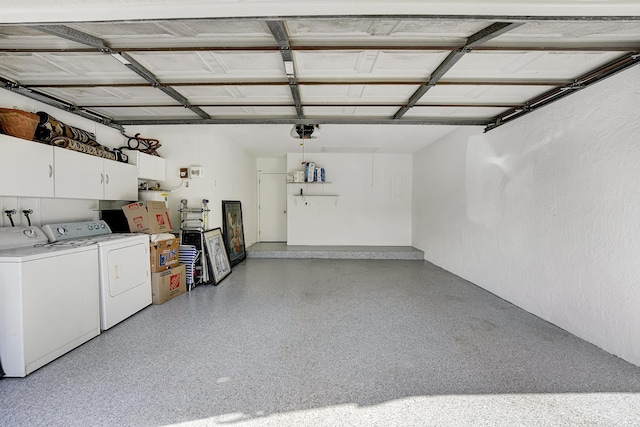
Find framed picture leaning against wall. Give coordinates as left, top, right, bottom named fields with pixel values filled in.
left=222, top=200, right=246, bottom=266
left=203, top=228, right=232, bottom=285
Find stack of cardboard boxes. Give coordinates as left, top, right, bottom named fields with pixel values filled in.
left=122, top=201, right=186, bottom=304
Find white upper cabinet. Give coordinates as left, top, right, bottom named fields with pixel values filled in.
left=103, top=158, right=138, bottom=201
left=53, top=147, right=137, bottom=201
left=0, top=134, right=54, bottom=198
left=0, top=134, right=139, bottom=201
left=122, top=149, right=166, bottom=181
left=54, top=148, right=103, bottom=199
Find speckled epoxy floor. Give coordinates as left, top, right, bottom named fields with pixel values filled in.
left=1, top=259, right=640, bottom=426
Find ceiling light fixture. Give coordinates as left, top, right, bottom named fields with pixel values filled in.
left=290, top=124, right=320, bottom=139
left=284, top=60, right=295, bottom=77
left=110, top=53, right=131, bottom=65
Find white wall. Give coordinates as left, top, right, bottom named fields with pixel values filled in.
left=129, top=125, right=258, bottom=245
left=413, top=67, right=640, bottom=367
left=257, top=157, right=287, bottom=173
left=287, top=152, right=412, bottom=245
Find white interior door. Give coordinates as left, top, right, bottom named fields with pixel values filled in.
left=259, top=173, right=287, bottom=242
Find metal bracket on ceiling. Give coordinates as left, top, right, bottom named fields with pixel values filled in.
left=484, top=117, right=502, bottom=133
left=560, top=80, right=584, bottom=91
left=2, top=80, right=19, bottom=90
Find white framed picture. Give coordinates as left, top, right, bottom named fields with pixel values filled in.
left=203, top=228, right=231, bottom=285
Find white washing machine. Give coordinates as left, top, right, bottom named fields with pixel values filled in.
left=43, top=221, right=151, bottom=331
left=0, top=226, right=100, bottom=377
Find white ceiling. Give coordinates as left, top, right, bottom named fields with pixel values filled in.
left=0, top=1, right=638, bottom=156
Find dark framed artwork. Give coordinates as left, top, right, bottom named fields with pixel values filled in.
left=222, top=200, right=246, bottom=266
left=203, top=228, right=232, bottom=285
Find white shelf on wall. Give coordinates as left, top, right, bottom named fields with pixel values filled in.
left=290, top=180, right=337, bottom=204
left=288, top=182, right=332, bottom=184
left=292, top=194, right=339, bottom=205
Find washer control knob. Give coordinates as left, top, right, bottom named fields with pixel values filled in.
left=23, top=229, right=35, bottom=237
left=88, top=225, right=94, bottom=230
left=56, top=227, right=66, bottom=236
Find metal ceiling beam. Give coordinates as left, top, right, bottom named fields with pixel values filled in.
left=18, top=14, right=639, bottom=25
left=116, top=117, right=489, bottom=126
left=77, top=102, right=517, bottom=108
left=0, top=78, right=122, bottom=129
left=251, top=15, right=640, bottom=22
left=116, top=52, right=210, bottom=119
left=485, top=51, right=640, bottom=132
left=266, top=20, right=304, bottom=119
left=3, top=44, right=637, bottom=53
left=393, top=21, right=523, bottom=119
left=33, top=25, right=110, bottom=50
left=25, top=79, right=570, bottom=88
left=32, top=25, right=210, bottom=120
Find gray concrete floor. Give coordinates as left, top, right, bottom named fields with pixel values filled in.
left=1, top=258, right=640, bottom=426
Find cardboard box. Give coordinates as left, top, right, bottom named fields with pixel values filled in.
left=150, top=237, right=179, bottom=272
left=122, top=200, right=173, bottom=234
left=151, top=264, right=186, bottom=304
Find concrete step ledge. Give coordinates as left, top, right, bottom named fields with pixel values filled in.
left=247, top=243, right=424, bottom=260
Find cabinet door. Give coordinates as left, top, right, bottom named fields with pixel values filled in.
left=138, top=152, right=166, bottom=180
left=0, top=135, right=54, bottom=197
left=54, top=147, right=103, bottom=199
left=103, top=160, right=137, bottom=201
left=136, top=152, right=155, bottom=179
left=121, top=149, right=166, bottom=181
left=150, top=155, right=166, bottom=181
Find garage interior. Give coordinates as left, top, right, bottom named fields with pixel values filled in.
left=1, top=1, right=640, bottom=425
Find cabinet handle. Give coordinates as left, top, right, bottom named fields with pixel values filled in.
left=106, top=174, right=109, bottom=185
left=100, top=173, right=104, bottom=184
left=49, top=164, right=53, bottom=178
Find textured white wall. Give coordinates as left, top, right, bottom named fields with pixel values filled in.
left=257, top=157, right=287, bottom=173
left=287, top=152, right=412, bottom=245
left=130, top=125, right=258, bottom=245
left=413, top=67, right=640, bottom=366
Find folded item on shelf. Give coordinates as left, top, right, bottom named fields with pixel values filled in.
left=35, top=112, right=99, bottom=145
left=49, top=136, right=117, bottom=161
